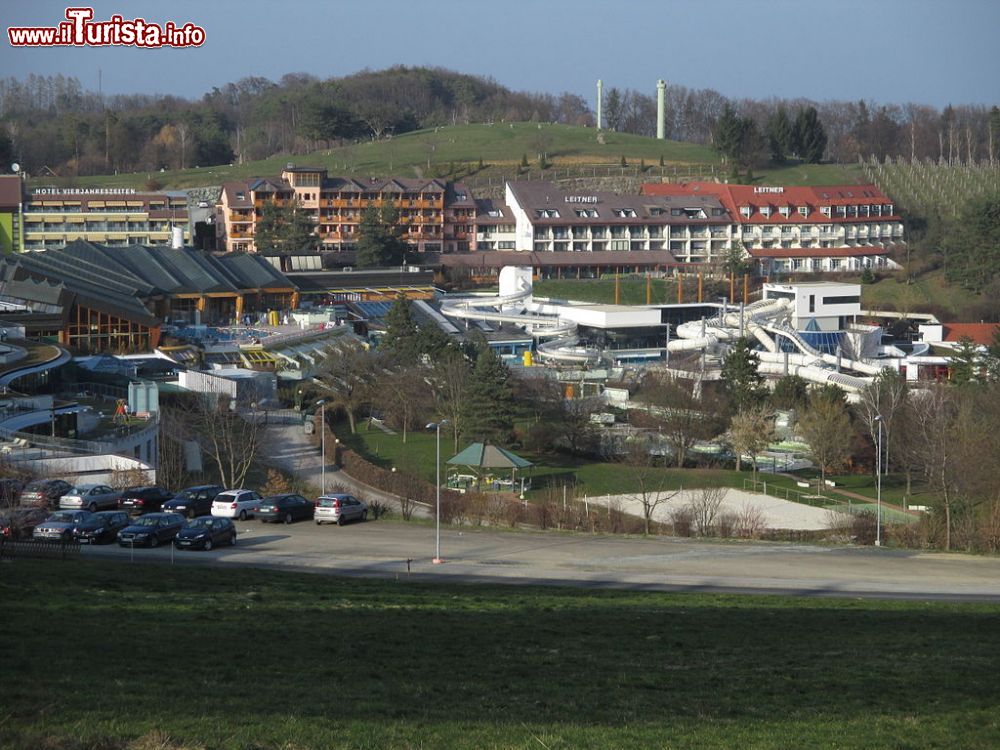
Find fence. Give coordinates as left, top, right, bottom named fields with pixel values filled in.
left=0, top=538, right=81, bottom=561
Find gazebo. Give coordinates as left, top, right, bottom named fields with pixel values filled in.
left=446, top=442, right=534, bottom=493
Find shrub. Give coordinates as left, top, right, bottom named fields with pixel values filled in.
left=368, top=500, right=391, bottom=520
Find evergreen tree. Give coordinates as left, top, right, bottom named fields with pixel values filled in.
left=380, top=295, right=421, bottom=364
left=721, top=337, right=767, bottom=414
left=793, top=106, right=827, bottom=163
left=943, top=191, right=1000, bottom=291
left=948, top=336, right=982, bottom=384
left=771, top=374, right=809, bottom=411
left=766, top=106, right=793, bottom=163
left=713, top=104, right=744, bottom=164
left=463, top=342, right=515, bottom=445
left=355, top=200, right=407, bottom=267
left=253, top=198, right=315, bottom=252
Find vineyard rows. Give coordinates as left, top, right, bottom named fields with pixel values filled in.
left=861, top=156, right=1000, bottom=218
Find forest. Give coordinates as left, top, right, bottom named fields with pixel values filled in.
left=1, top=66, right=998, bottom=178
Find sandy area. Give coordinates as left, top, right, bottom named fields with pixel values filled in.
left=587, top=488, right=849, bottom=531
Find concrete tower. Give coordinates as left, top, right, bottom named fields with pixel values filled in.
left=656, top=79, right=666, bottom=140
left=596, top=79, right=603, bottom=130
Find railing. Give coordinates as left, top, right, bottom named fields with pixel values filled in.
left=0, top=538, right=81, bottom=561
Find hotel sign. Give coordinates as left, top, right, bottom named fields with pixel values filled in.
left=564, top=195, right=599, bottom=203
left=32, top=188, right=138, bottom=195
left=753, top=187, right=784, bottom=194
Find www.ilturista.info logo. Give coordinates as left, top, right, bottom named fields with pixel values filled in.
left=8, top=7, right=206, bottom=48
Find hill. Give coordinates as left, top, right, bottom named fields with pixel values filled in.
left=28, top=122, right=864, bottom=192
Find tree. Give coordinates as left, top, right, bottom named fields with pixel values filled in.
left=637, top=372, right=723, bottom=468
left=620, top=438, right=678, bottom=535
left=793, top=106, right=827, bottom=163
left=728, top=407, right=775, bottom=479
left=909, top=387, right=960, bottom=550
left=984, top=327, right=1000, bottom=383
left=766, top=106, right=793, bottom=163
left=943, top=192, right=1000, bottom=291
left=798, top=394, right=854, bottom=487
left=948, top=336, right=982, bottom=384
left=857, top=368, right=908, bottom=473
left=721, top=338, right=767, bottom=414
left=377, top=367, right=432, bottom=444
left=463, top=342, right=515, bottom=445
left=313, top=344, right=379, bottom=434
left=721, top=241, right=752, bottom=277
left=379, top=295, right=422, bottom=365
left=431, top=347, right=472, bottom=451
left=770, top=375, right=809, bottom=411
left=192, top=395, right=264, bottom=489
left=355, top=201, right=407, bottom=267
left=254, top=198, right=315, bottom=252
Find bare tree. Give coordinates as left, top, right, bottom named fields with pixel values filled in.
left=909, top=387, right=960, bottom=550
left=688, top=486, right=727, bottom=536
left=638, top=372, right=723, bottom=468
left=314, top=344, right=379, bottom=434
left=192, top=395, right=263, bottom=489
left=620, top=438, right=678, bottom=535
left=798, top=396, right=855, bottom=487
left=430, top=348, right=471, bottom=451
left=728, top=407, right=775, bottom=480
left=857, top=369, right=908, bottom=473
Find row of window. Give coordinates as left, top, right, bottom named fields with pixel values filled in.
left=739, top=203, right=895, bottom=219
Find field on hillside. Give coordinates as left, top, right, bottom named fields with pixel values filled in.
left=29, top=122, right=864, bottom=192
left=1, top=560, right=998, bottom=750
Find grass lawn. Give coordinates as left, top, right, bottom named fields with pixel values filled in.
left=1, top=559, right=999, bottom=749
left=335, top=419, right=744, bottom=501
left=35, top=122, right=869, bottom=193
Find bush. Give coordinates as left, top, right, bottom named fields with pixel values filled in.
left=368, top=500, right=391, bottom=520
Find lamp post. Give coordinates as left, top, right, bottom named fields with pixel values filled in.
left=432, top=420, right=449, bottom=564
left=875, top=414, right=882, bottom=547
left=317, top=399, right=327, bottom=495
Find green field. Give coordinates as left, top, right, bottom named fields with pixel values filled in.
left=1, top=559, right=998, bottom=749
left=29, top=122, right=864, bottom=192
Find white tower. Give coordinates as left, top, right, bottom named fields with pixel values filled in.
left=656, top=79, right=666, bottom=140
left=596, top=79, right=603, bottom=130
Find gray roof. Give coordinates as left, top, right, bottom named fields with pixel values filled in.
left=506, top=181, right=727, bottom=225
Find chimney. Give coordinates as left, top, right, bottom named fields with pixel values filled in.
left=596, top=79, right=603, bottom=130
left=656, top=79, right=666, bottom=140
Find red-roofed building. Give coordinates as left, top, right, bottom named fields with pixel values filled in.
left=919, top=322, right=1000, bottom=349
left=642, top=181, right=904, bottom=275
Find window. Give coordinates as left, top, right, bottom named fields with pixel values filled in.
left=820, top=206, right=831, bottom=217
left=613, top=208, right=637, bottom=218
left=779, top=206, right=791, bottom=217
left=671, top=208, right=683, bottom=216
left=808, top=295, right=815, bottom=313
left=823, top=295, right=860, bottom=305
left=740, top=206, right=751, bottom=218
left=798, top=206, right=809, bottom=217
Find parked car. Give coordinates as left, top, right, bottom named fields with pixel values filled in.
left=174, top=516, right=236, bottom=551
left=162, top=484, right=225, bottom=518
left=119, top=486, right=173, bottom=515
left=33, top=510, right=96, bottom=542
left=211, top=489, right=261, bottom=520
left=256, top=494, right=314, bottom=524
left=19, top=479, right=73, bottom=509
left=72, top=510, right=131, bottom=544
left=60, top=484, right=120, bottom=512
left=117, top=512, right=185, bottom=547
left=314, top=494, right=368, bottom=526
left=1, top=507, right=50, bottom=540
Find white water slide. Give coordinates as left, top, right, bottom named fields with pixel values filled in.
left=439, top=267, right=881, bottom=389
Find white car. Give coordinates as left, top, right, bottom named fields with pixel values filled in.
left=211, top=489, right=261, bottom=520
left=314, top=494, right=368, bottom=526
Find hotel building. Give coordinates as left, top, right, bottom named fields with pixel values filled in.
left=218, top=166, right=475, bottom=254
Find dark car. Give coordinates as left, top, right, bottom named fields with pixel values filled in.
left=1, top=507, right=50, bottom=540
left=33, top=510, right=96, bottom=542
left=72, top=510, right=130, bottom=544
left=162, top=485, right=225, bottom=518
left=117, top=512, right=185, bottom=547
left=19, top=479, right=73, bottom=509
left=256, top=494, right=314, bottom=524
left=174, top=516, right=236, bottom=551
left=119, top=486, right=173, bottom=515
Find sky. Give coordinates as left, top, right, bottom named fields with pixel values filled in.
left=2, top=0, right=998, bottom=110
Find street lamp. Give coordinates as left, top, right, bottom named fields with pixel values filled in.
left=874, top=414, right=882, bottom=547
left=432, top=419, right=450, bottom=564
left=316, top=399, right=327, bottom=495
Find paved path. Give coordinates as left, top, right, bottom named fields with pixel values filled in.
left=263, top=419, right=432, bottom=519
left=79, top=517, right=1000, bottom=602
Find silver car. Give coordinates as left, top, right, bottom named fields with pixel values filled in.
left=314, top=494, right=368, bottom=526
left=59, top=484, right=120, bottom=512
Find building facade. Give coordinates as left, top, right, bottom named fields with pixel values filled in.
left=218, top=166, right=474, bottom=254
left=20, top=187, right=190, bottom=251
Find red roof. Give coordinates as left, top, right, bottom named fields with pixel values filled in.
left=941, top=323, right=1000, bottom=346
left=641, top=181, right=900, bottom=224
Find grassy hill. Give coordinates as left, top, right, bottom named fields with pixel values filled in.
left=29, top=122, right=864, bottom=191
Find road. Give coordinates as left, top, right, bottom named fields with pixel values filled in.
left=98, top=414, right=998, bottom=603
left=80, top=518, right=1000, bottom=602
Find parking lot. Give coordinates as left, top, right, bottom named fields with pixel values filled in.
left=76, top=515, right=1000, bottom=602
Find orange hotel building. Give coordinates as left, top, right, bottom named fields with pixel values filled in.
left=218, top=166, right=476, bottom=255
